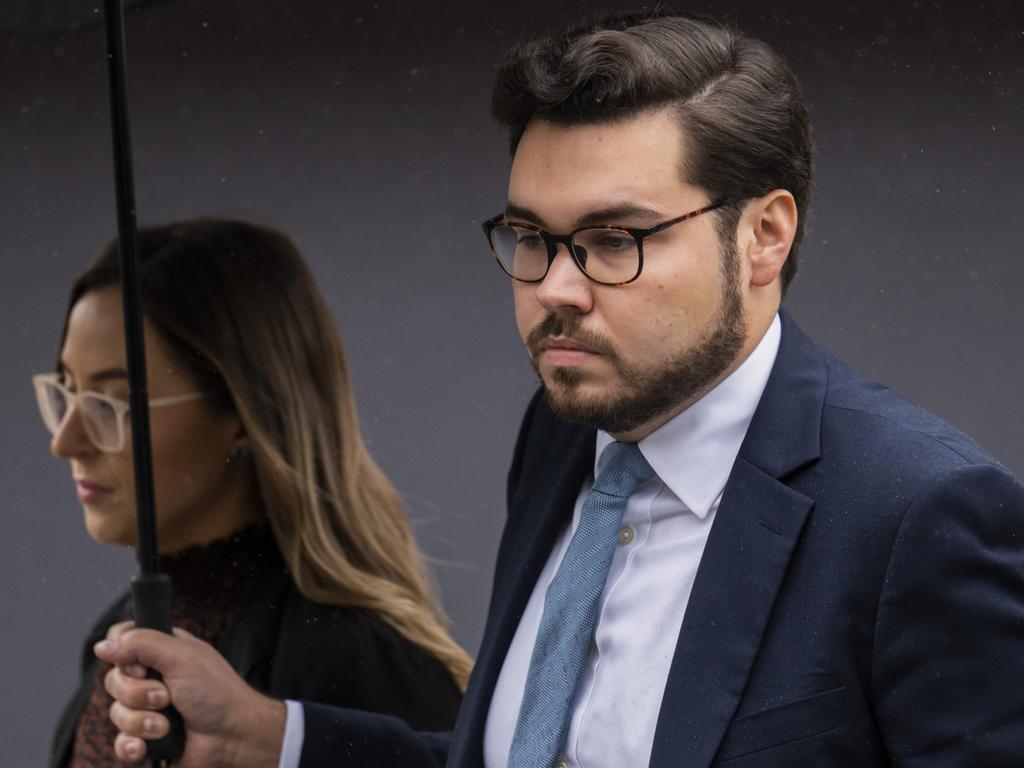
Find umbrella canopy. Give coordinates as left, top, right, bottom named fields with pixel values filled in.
left=0, top=0, right=162, bottom=34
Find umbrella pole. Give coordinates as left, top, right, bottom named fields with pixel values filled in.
left=101, top=0, right=185, bottom=763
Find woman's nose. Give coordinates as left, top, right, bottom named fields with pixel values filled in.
left=50, top=406, right=96, bottom=459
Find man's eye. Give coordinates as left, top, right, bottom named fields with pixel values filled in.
left=595, top=234, right=630, bottom=249
left=584, top=231, right=636, bottom=253
left=517, top=233, right=544, bottom=249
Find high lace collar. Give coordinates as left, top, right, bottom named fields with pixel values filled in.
left=157, top=521, right=279, bottom=607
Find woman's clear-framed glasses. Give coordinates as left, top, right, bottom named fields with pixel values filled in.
left=482, top=200, right=731, bottom=286
left=32, top=373, right=203, bottom=453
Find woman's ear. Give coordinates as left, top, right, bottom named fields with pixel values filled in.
left=229, top=421, right=250, bottom=462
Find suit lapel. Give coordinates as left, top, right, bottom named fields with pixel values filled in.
left=449, top=412, right=595, bottom=767
left=649, top=311, right=828, bottom=768
left=493, top=426, right=595, bottom=641
left=648, top=462, right=814, bottom=767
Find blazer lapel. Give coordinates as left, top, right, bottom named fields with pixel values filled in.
left=449, top=413, right=595, bottom=767
left=649, top=311, right=827, bottom=768
left=490, top=425, right=595, bottom=644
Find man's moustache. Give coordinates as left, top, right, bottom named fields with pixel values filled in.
left=526, top=313, right=615, bottom=359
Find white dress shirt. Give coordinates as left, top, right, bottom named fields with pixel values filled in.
left=279, top=700, right=305, bottom=768
left=279, top=315, right=780, bottom=768
left=484, top=314, right=781, bottom=768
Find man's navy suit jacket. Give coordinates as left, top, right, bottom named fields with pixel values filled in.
left=301, top=312, right=1024, bottom=767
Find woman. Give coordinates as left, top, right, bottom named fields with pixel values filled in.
left=36, top=218, right=471, bottom=767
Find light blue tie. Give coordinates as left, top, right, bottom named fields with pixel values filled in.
left=507, top=441, right=656, bottom=768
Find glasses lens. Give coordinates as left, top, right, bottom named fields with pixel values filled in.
left=79, top=393, right=122, bottom=451
left=490, top=224, right=549, bottom=281
left=572, top=228, right=639, bottom=284
left=35, top=379, right=68, bottom=433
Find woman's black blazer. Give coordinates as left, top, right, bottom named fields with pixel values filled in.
left=50, top=544, right=463, bottom=767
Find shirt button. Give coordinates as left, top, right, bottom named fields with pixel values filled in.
left=618, top=524, right=635, bottom=545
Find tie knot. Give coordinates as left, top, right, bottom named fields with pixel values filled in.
left=592, top=442, right=655, bottom=498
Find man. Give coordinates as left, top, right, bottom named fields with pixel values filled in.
left=99, top=10, right=1024, bottom=767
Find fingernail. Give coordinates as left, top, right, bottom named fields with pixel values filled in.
left=147, top=689, right=168, bottom=708
left=144, top=716, right=161, bottom=735
left=94, top=638, right=117, bottom=654
left=125, top=738, right=143, bottom=759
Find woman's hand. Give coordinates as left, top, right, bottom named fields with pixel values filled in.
left=96, top=621, right=286, bottom=767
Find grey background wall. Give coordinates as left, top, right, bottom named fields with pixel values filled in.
left=3, top=0, right=1021, bottom=762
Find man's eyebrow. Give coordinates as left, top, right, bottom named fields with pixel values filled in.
left=504, top=201, right=666, bottom=229
left=504, top=202, right=545, bottom=225
left=575, top=204, right=665, bottom=227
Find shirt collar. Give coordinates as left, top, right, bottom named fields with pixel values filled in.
left=594, top=313, right=781, bottom=519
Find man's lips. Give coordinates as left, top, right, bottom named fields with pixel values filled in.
left=536, top=337, right=600, bottom=366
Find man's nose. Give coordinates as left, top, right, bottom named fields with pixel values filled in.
left=535, top=243, right=594, bottom=314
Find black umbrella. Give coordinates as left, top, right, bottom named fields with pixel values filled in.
left=100, top=0, right=185, bottom=763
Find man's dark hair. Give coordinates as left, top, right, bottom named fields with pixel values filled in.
left=491, top=9, right=814, bottom=293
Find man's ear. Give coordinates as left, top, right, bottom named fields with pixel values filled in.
left=742, top=190, right=798, bottom=288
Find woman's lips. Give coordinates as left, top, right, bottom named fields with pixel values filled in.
left=75, top=479, right=113, bottom=504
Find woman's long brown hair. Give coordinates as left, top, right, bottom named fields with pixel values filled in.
left=66, top=218, right=472, bottom=688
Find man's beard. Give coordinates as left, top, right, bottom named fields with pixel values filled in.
left=525, top=244, right=746, bottom=436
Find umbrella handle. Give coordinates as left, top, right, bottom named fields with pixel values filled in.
left=132, top=575, right=187, bottom=765
left=98, top=1, right=186, bottom=762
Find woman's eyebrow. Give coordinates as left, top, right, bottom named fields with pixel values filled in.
left=88, top=369, right=129, bottom=384
left=57, top=361, right=129, bottom=386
